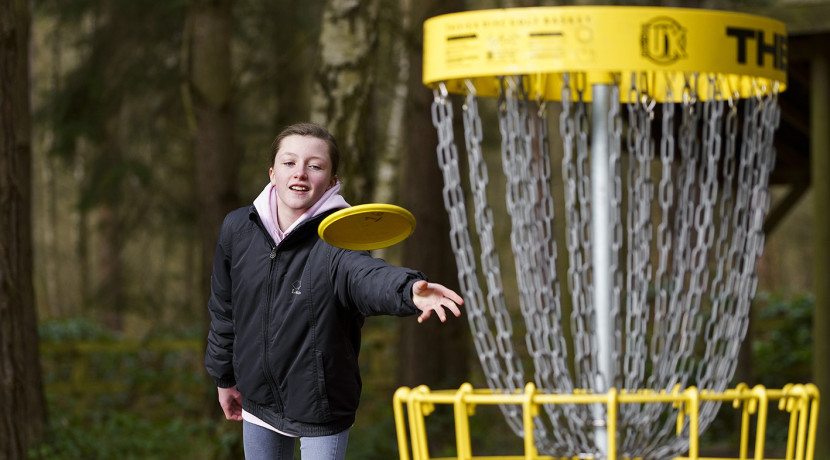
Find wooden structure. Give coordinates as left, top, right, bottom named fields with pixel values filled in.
left=739, top=2, right=830, bottom=458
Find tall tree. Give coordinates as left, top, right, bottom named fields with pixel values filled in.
left=233, top=0, right=324, bottom=199
left=398, top=0, right=469, bottom=389
left=270, top=1, right=322, bottom=131
left=311, top=0, right=379, bottom=204
left=89, top=1, right=127, bottom=331
left=373, top=0, right=411, bottom=205
left=36, top=0, right=191, bottom=326
left=0, top=0, right=47, bottom=456
left=185, top=0, right=238, bottom=311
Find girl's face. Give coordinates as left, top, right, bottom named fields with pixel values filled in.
left=270, top=135, right=337, bottom=227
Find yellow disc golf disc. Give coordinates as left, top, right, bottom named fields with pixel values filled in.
left=318, top=204, right=416, bottom=251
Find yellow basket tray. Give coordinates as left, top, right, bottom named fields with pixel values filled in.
left=393, top=383, right=819, bottom=460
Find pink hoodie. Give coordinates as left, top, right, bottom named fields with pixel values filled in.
left=253, top=182, right=350, bottom=245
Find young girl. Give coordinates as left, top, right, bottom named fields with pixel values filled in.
left=204, top=122, right=463, bottom=460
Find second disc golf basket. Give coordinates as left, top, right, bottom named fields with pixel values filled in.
left=394, top=6, right=819, bottom=460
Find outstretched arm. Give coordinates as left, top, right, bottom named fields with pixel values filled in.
left=412, top=280, right=463, bottom=323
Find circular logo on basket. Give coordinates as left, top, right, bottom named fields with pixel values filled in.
left=641, top=16, right=687, bottom=64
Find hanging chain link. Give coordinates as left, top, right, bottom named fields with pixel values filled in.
left=532, top=85, right=591, bottom=454
left=432, top=83, right=528, bottom=437
left=500, top=75, right=597, bottom=454
left=623, top=72, right=655, bottom=396
left=462, top=81, right=526, bottom=391
left=558, top=74, right=601, bottom=456
left=562, top=73, right=599, bottom=398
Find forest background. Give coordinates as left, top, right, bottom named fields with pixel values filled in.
left=1, top=0, right=825, bottom=458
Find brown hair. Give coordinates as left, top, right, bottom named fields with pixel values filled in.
left=270, top=122, right=340, bottom=176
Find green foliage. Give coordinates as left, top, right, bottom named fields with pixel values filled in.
left=35, top=317, right=439, bottom=459
left=347, top=390, right=402, bottom=459
left=31, top=404, right=240, bottom=460
left=752, top=292, right=814, bottom=388
left=39, top=317, right=112, bottom=342
left=702, top=292, right=814, bottom=453
left=34, top=318, right=244, bottom=459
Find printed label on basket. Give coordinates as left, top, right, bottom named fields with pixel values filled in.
left=423, top=7, right=787, bottom=101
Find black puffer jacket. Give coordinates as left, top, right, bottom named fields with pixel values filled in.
left=204, top=206, right=425, bottom=436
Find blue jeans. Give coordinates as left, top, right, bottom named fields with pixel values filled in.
left=242, top=420, right=350, bottom=460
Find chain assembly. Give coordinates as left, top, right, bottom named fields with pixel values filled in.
left=431, top=71, right=779, bottom=460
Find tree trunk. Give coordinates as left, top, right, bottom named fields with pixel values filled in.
left=311, top=0, right=379, bottom=204
left=97, top=203, right=125, bottom=331
left=0, top=0, right=47, bottom=456
left=398, top=0, right=469, bottom=390
left=374, top=0, right=410, bottom=206
left=272, top=2, right=322, bottom=131
left=39, top=153, right=60, bottom=317
left=38, top=23, right=64, bottom=318
left=185, top=0, right=238, bottom=318
left=75, top=153, right=91, bottom=313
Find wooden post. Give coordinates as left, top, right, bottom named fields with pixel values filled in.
left=810, top=50, right=830, bottom=460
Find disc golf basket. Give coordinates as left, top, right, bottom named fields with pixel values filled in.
left=393, top=6, right=819, bottom=460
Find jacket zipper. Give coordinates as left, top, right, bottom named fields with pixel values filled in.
left=261, top=235, right=283, bottom=414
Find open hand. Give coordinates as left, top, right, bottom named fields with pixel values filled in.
left=412, top=280, right=463, bottom=323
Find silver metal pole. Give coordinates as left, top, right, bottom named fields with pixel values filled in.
left=591, top=83, right=614, bottom=458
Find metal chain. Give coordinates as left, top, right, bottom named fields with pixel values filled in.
left=563, top=73, right=599, bottom=396
left=431, top=83, right=528, bottom=437
left=649, top=79, right=676, bottom=377
left=532, top=88, right=591, bottom=454
left=624, top=73, right=654, bottom=395
left=462, top=81, right=526, bottom=397
left=502, top=75, right=591, bottom=454
left=652, top=73, right=698, bottom=399
left=536, top=97, right=571, bottom=396
left=629, top=76, right=679, bottom=456
left=559, top=73, right=600, bottom=456
left=677, top=74, right=725, bottom=453
left=498, top=76, right=545, bottom=387
left=619, top=74, right=657, bottom=455
left=694, top=82, right=778, bottom=435
left=650, top=74, right=708, bottom=459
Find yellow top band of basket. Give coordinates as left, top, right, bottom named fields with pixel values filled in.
left=423, top=6, right=787, bottom=102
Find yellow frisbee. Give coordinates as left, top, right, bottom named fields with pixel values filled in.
left=318, top=204, right=416, bottom=250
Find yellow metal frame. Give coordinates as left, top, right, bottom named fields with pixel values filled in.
left=423, top=7, right=787, bottom=102
left=393, top=383, right=819, bottom=460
